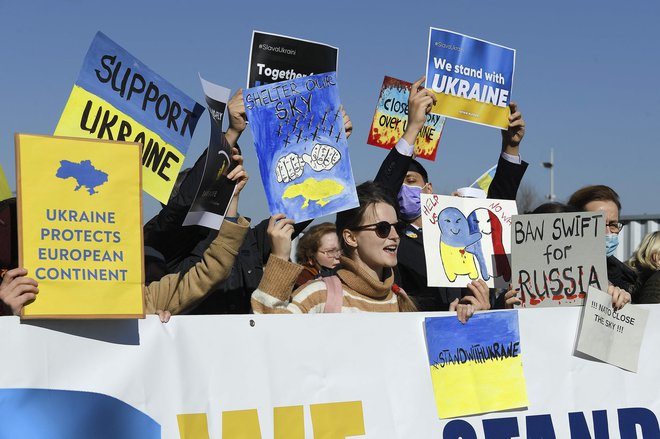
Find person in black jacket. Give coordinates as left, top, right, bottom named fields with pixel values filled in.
left=143, top=91, right=353, bottom=314
left=374, top=77, right=528, bottom=312
left=568, top=184, right=635, bottom=306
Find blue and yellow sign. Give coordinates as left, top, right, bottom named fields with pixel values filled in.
left=16, top=134, right=145, bottom=318
left=424, top=311, right=528, bottom=418
left=55, top=32, right=205, bottom=203
left=425, top=28, right=515, bottom=129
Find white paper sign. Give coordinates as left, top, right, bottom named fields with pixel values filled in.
left=576, top=286, right=649, bottom=372
left=421, top=194, right=517, bottom=288
left=511, top=212, right=607, bottom=308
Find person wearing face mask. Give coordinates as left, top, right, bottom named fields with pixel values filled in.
left=294, top=223, right=342, bottom=289
left=568, top=185, right=636, bottom=304
left=374, top=77, right=528, bottom=311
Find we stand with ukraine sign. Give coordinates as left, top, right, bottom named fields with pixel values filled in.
left=425, top=28, right=515, bottom=129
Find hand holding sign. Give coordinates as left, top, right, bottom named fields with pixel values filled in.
left=302, top=143, right=341, bottom=172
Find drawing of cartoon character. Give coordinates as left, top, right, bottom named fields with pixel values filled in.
left=437, top=207, right=482, bottom=282
left=487, top=209, right=511, bottom=282
left=467, top=208, right=492, bottom=280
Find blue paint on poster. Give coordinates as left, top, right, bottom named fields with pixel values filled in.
left=0, top=388, right=160, bottom=438
left=426, top=28, right=515, bottom=108
left=244, top=72, right=358, bottom=222
left=76, top=32, right=205, bottom=152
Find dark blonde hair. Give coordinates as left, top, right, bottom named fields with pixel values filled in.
left=295, top=223, right=337, bottom=266
left=628, top=231, right=660, bottom=271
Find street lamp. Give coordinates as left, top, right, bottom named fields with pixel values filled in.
left=542, top=148, right=555, bottom=201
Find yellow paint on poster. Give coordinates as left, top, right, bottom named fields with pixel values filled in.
left=369, top=110, right=441, bottom=158
left=274, top=406, right=304, bottom=439
left=429, top=356, right=528, bottom=418
left=177, top=414, right=210, bottom=439
left=430, top=93, right=510, bottom=129
left=310, top=401, right=365, bottom=438
left=222, top=409, right=262, bottom=438
left=0, top=162, right=11, bottom=201
left=16, top=134, right=144, bottom=318
left=55, top=85, right=185, bottom=204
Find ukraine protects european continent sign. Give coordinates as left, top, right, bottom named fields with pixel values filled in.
left=16, top=134, right=144, bottom=318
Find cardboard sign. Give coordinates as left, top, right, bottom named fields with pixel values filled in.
left=366, top=76, right=446, bottom=161
left=425, top=311, right=528, bottom=418
left=247, top=31, right=338, bottom=88
left=182, top=77, right=236, bottom=229
left=425, top=28, right=515, bottom=129
left=576, top=286, right=649, bottom=372
left=421, top=194, right=517, bottom=288
left=55, top=32, right=205, bottom=204
left=244, top=72, right=358, bottom=222
left=16, top=134, right=144, bottom=318
left=511, top=212, right=607, bottom=307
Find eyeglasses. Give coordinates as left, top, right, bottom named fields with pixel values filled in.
left=606, top=222, right=624, bottom=234
left=352, top=221, right=406, bottom=239
left=318, top=249, right=342, bottom=258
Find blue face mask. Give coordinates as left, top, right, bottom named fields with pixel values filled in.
left=397, top=184, right=423, bottom=221
left=606, top=234, right=619, bottom=257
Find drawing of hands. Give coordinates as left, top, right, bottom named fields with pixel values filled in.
left=301, top=143, right=341, bottom=172
left=275, top=153, right=305, bottom=183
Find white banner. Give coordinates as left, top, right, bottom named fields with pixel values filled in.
left=0, top=307, right=659, bottom=438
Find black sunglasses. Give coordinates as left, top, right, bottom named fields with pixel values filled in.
left=352, top=221, right=406, bottom=238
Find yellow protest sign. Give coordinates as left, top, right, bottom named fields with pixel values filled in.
left=0, top=162, right=11, bottom=201
left=16, top=134, right=144, bottom=318
left=54, top=32, right=204, bottom=204
left=55, top=86, right=185, bottom=204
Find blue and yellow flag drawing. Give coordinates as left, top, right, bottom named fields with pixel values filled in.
left=55, top=32, right=205, bottom=204
left=424, top=311, right=528, bottom=418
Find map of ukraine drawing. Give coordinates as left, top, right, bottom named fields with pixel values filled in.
left=56, top=160, right=108, bottom=195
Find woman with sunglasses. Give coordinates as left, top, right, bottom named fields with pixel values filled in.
left=294, top=223, right=342, bottom=289
left=252, top=181, right=417, bottom=313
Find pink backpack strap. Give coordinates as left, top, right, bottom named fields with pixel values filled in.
left=322, top=275, right=343, bottom=313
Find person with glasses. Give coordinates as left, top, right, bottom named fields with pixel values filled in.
left=373, top=77, right=528, bottom=313
left=568, top=185, right=635, bottom=306
left=252, top=181, right=418, bottom=313
left=294, top=223, right=342, bottom=289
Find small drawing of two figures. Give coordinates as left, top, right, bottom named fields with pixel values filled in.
left=437, top=207, right=511, bottom=283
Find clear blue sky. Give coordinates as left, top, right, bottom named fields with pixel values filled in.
left=1, top=0, right=658, bottom=222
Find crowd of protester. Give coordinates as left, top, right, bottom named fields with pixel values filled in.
left=1, top=76, right=655, bottom=322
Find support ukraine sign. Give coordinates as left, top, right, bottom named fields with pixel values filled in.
left=425, top=28, right=515, bottom=129
left=55, top=32, right=205, bottom=204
